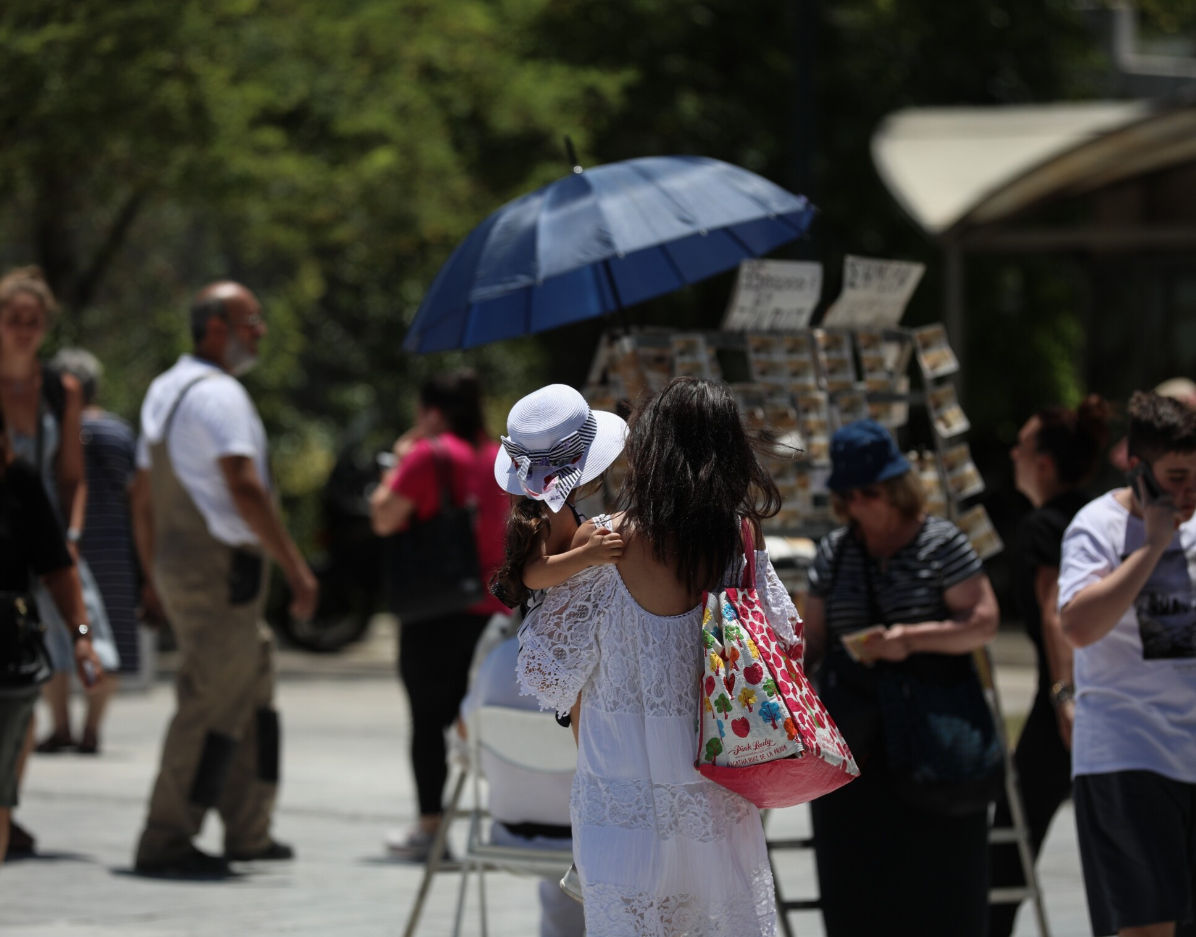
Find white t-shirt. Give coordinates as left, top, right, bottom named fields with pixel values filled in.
left=135, top=354, right=270, bottom=548
left=459, top=636, right=573, bottom=828
left=1058, top=490, right=1196, bottom=782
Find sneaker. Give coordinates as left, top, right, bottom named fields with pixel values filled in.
left=384, top=827, right=450, bottom=863
left=559, top=862, right=583, bottom=903
left=226, top=839, right=295, bottom=861
left=133, top=846, right=233, bottom=880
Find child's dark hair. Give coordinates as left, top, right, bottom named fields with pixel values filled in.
left=488, top=476, right=607, bottom=607
left=489, top=497, right=546, bottom=608
left=1034, top=394, right=1112, bottom=487
left=616, top=377, right=781, bottom=595
left=1127, top=390, right=1196, bottom=464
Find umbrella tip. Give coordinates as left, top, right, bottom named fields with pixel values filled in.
left=564, top=135, right=584, bottom=174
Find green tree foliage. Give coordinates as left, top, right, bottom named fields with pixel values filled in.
left=0, top=0, right=1153, bottom=548
left=1, top=0, right=631, bottom=519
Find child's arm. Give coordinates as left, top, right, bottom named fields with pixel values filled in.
left=522, top=518, right=623, bottom=591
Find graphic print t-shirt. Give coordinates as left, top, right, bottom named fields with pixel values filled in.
left=1058, top=491, right=1196, bottom=781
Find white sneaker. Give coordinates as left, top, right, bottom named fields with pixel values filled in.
left=559, top=862, right=583, bottom=903
left=385, top=827, right=449, bottom=863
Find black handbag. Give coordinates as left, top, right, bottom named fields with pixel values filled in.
left=0, top=592, right=53, bottom=697
left=876, top=662, right=1004, bottom=816
left=385, top=440, right=486, bottom=623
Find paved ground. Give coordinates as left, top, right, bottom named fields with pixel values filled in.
left=1, top=620, right=1090, bottom=937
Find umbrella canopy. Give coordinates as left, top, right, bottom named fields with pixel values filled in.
left=404, top=155, right=816, bottom=353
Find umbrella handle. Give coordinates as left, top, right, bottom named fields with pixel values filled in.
left=564, top=135, right=584, bottom=174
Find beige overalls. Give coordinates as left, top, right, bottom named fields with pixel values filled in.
left=134, top=375, right=278, bottom=865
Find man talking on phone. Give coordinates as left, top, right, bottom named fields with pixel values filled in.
left=1059, top=390, right=1196, bottom=937
left=129, top=282, right=318, bottom=879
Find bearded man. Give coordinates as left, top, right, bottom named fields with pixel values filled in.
left=130, top=281, right=317, bottom=878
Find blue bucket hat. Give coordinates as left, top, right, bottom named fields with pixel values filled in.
left=826, top=419, right=911, bottom=492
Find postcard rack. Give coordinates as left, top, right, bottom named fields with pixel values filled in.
left=582, top=323, right=1002, bottom=597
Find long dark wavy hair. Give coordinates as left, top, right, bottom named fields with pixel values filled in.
left=616, top=377, right=781, bottom=595
left=489, top=495, right=544, bottom=607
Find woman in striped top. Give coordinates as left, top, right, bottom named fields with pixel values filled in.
left=803, top=419, right=999, bottom=937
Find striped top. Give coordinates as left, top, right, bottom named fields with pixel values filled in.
left=79, top=410, right=140, bottom=673
left=809, top=515, right=983, bottom=640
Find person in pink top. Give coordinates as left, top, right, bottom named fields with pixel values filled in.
left=369, top=369, right=509, bottom=860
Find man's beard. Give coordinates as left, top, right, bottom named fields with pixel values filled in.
left=225, top=332, right=258, bottom=377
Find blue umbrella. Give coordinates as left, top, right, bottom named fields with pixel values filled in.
left=403, top=155, right=816, bottom=353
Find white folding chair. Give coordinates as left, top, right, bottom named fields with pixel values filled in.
left=401, top=704, right=577, bottom=937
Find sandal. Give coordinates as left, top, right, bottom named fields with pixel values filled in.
left=77, top=729, right=100, bottom=755
left=34, top=732, right=75, bottom=754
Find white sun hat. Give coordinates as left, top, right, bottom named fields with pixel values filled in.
left=494, top=384, right=627, bottom=513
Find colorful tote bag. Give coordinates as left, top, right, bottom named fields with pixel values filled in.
left=696, top=521, right=859, bottom=809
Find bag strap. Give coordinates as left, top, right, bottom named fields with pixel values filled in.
left=740, top=517, right=757, bottom=590
left=427, top=438, right=456, bottom=513
left=860, top=551, right=886, bottom=627
left=162, top=373, right=218, bottom=443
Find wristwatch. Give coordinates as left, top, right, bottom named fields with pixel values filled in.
left=73, top=623, right=91, bottom=642
left=66, top=527, right=82, bottom=544
left=1049, top=681, right=1075, bottom=707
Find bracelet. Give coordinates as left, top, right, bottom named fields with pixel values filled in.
left=1049, top=681, right=1075, bottom=707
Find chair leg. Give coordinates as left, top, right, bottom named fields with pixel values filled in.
left=451, top=861, right=470, bottom=937
left=403, top=770, right=468, bottom=937
left=478, top=866, right=488, bottom=937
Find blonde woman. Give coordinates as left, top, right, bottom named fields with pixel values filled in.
left=0, top=268, right=118, bottom=756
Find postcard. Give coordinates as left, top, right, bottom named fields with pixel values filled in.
left=913, top=323, right=960, bottom=379
left=927, top=382, right=971, bottom=438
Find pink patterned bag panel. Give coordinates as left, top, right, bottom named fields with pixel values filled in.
left=734, top=589, right=857, bottom=773
left=695, top=521, right=858, bottom=809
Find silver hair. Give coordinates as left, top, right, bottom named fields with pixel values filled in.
left=49, top=347, right=103, bottom=405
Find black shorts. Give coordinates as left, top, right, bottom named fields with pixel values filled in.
left=1074, top=770, right=1196, bottom=935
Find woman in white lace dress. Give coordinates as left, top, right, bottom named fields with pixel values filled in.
left=518, top=378, right=801, bottom=937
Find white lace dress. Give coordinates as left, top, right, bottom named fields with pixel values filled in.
left=517, top=551, right=802, bottom=937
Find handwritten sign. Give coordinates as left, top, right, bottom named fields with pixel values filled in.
left=822, top=255, right=925, bottom=327
left=723, top=259, right=823, bottom=331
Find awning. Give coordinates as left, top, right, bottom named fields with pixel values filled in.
left=871, top=99, right=1196, bottom=240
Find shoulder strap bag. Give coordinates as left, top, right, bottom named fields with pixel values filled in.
left=385, top=439, right=486, bottom=623
left=696, top=519, right=859, bottom=808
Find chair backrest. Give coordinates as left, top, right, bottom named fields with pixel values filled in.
left=472, top=705, right=578, bottom=774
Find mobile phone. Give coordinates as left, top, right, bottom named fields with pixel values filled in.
left=1128, top=462, right=1164, bottom=504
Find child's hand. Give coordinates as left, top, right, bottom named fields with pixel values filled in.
left=582, top=527, right=624, bottom=566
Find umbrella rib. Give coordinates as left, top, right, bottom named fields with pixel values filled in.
left=654, top=243, right=689, bottom=292
left=600, top=259, right=624, bottom=309
left=726, top=212, right=809, bottom=256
